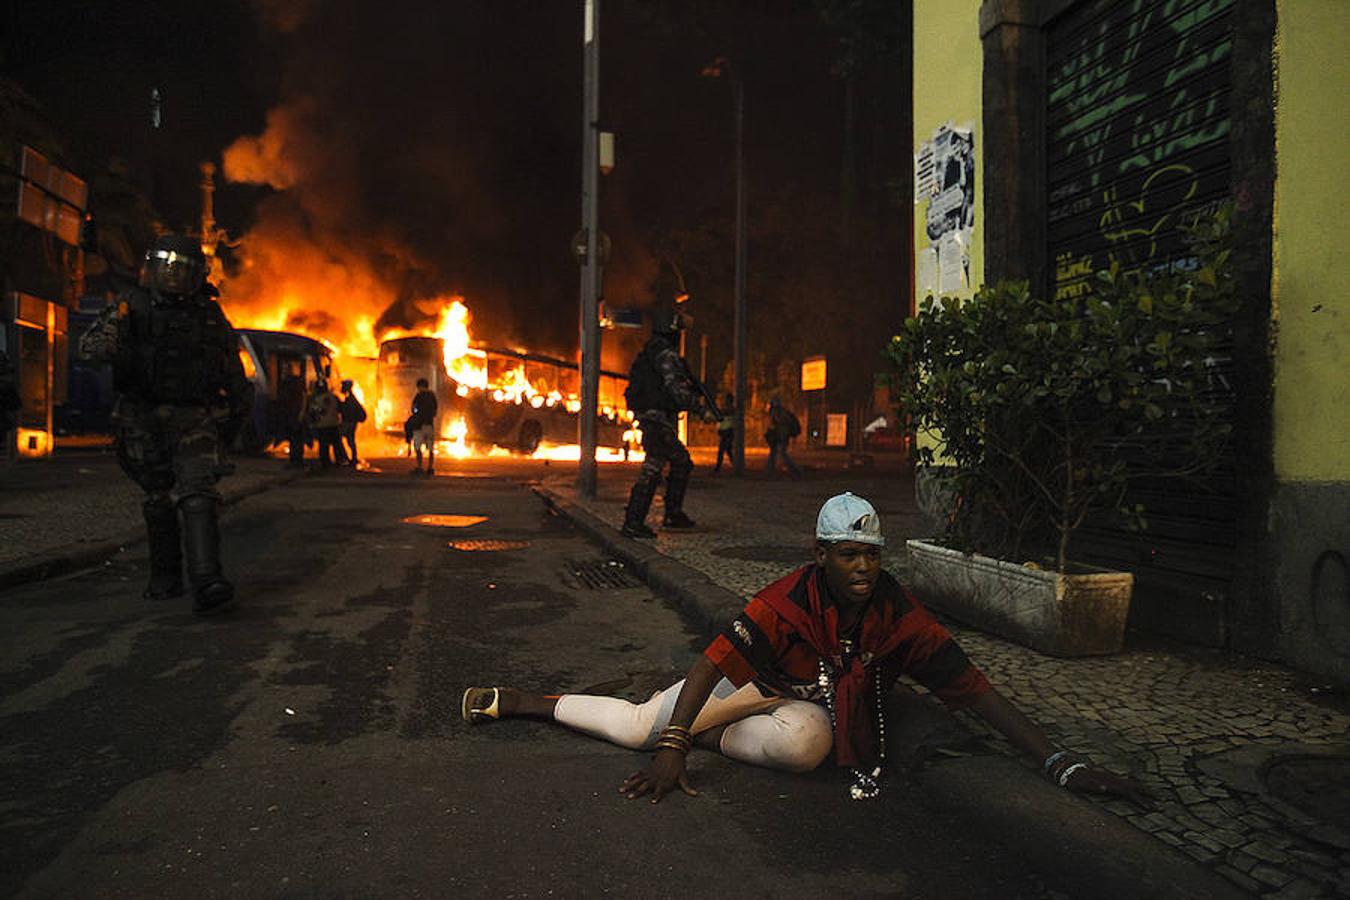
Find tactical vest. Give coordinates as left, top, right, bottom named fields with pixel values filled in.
left=624, top=340, right=676, bottom=414
left=114, top=288, right=235, bottom=406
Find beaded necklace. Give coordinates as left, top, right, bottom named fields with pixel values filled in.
left=818, top=653, right=886, bottom=800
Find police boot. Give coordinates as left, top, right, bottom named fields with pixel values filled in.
left=621, top=477, right=658, bottom=539
left=662, top=471, right=695, bottom=529
left=178, top=495, right=236, bottom=615
left=142, top=500, right=184, bottom=601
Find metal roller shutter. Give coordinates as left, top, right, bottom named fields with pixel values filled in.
left=1044, top=0, right=1238, bottom=637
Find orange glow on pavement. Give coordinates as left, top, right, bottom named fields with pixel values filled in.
left=401, top=514, right=489, bottom=528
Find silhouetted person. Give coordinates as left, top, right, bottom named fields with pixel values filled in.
left=766, top=396, right=801, bottom=476
left=408, top=377, right=438, bottom=475
left=277, top=362, right=307, bottom=468
left=307, top=376, right=343, bottom=468
left=338, top=378, right=365, bottom=466
left=621, top=300, right=716, bottom=538
left=713, top=392, right=736, bottom=474
left=77, top=234, right=252, bottom=615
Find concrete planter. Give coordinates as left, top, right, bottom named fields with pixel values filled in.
left=905, top=539, right=1134, bottom=656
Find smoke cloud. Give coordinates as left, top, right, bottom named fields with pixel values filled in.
left=218, top=1, right=590, bottom=359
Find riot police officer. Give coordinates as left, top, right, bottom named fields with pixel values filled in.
left=79, top=234, right=253, bottom=614
left=620, top=299, right=716, bottom=539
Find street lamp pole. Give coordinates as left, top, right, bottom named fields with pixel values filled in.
left=732, top=73, right=747, bottom=475
left=578, top=0, right=601, bottom=498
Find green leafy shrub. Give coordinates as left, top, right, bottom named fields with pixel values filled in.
left=887, top=208, right=1237, bottom=572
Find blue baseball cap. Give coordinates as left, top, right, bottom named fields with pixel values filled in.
left=816, top=492, right=884, bottom=546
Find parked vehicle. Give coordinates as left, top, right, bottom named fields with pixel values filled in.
left=235, top=329, right=337, bottom=454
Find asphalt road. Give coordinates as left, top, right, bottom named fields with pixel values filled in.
left=1, top=460, right=1093, bottom=899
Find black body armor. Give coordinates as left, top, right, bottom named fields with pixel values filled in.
left=114, top=287, right=239, bottom=407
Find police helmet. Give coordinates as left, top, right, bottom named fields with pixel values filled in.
left=139, top=234, right=207, bottom=296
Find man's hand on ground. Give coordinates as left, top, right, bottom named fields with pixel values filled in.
left=620, top=749, right=698, bottom=804
left=1064, top=765, right=1154, bottom=809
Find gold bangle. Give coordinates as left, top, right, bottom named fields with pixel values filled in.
left=661, top=724, right=692, bottom=736
left=655, top=734, right=692, bottom=748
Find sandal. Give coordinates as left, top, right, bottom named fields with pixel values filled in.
left=461, top=686, right=502, bottom=724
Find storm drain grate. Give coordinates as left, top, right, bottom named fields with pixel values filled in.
left=565, top=558, right=641, bottom=590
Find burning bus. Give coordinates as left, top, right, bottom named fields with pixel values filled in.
left=374, top=335, right=633, bottom=455
left=218, top=291, right=635, bottom=459
left=235, top=328, right=336, bottom=454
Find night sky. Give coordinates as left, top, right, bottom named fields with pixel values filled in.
left=4, top=0, right=910, bottom=400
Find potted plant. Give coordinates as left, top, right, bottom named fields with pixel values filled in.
left=887, top=209, right=1236, bottom=655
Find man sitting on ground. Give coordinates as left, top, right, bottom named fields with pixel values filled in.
left=462, top=492, right=1150, bottom=805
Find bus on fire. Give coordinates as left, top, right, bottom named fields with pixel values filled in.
left=374, top=336, right=632, bottom=454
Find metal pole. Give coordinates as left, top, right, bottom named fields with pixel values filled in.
left=578, top=0, right=601, bottom=498
left=699, top=332, right=708, bottom=384
left=732, top=75, right=747, bottom=475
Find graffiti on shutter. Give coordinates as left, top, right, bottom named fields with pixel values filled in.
left=1047, top=0, right=1235, bottom=300
left=1045, top=0, right=1239, bottom=630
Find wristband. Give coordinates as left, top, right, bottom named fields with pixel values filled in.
left=1057, top=762, right=1088, bottom=787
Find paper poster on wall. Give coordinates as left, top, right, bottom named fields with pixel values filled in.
left=914, top=143, right=935, bottom=203
left=938, top=232, right=966, bottom=293
left=924, top=124, right=975, bottom=241
left=916, top=247, right=938, bottom=295
left=917, top=121, right=975, bottom=295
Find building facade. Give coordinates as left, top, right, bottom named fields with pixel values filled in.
left=912, top=0, right=1348, bottom=684
left=1, top=141, right=84, bottom=459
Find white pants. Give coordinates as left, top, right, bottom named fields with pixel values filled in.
left=554, top=678, right=833, bottom=773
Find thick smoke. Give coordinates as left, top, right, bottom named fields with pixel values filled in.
left=219, top=1, right=601, bottom=359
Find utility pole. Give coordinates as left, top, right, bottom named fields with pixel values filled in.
left=699, top=58, right=747, bottom=473
left=577, top=0, right=601, bottom=498
left=732, top=74, right=747, bottom=475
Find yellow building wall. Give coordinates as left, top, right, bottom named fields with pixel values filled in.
left=1272, top=2, right=1350, bottom=482
left=912, top=1, right=984, bottom=303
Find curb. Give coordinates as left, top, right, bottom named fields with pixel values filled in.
left=0, top=467, right=311, bottom=595
left=925, top=755, right=1251, bottom=900
left=534, top=483, right=1252, bottom=900
left=532, top=486, right=744, bottom=637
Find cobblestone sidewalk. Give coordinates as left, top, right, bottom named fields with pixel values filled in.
left=543, top=465, right=1350, bottom=900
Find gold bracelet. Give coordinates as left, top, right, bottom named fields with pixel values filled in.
left=655, top=733, right=692, bottom=748
left=654, top=735, right=692, bottom=753
left=661, top=724, right=692, bottom=737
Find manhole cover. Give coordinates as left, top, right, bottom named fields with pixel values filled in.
left=447, top=539, right=531, bottom=552
left=402, top=514, right=488, bottom=527
left=1263, top=755, right=1350, bottom=829
left=565, top=559, right=641, bottom=590
left=712, top=545, right=810, bottom=564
